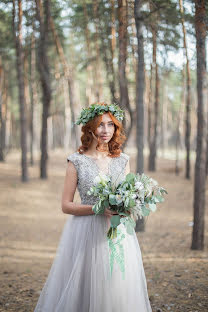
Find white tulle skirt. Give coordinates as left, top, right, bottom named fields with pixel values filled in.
left=34, top=214, right=152, bottom=312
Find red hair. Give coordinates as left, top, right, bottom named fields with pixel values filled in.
left=77, top=103, right=126, bottom=157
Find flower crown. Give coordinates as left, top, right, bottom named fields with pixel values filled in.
left=75, top=103, right=124, bottom=125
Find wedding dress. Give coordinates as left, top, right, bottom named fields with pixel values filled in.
left=34, top=151, right=152, bottom=312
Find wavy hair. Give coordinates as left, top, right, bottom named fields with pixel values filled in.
left=77, top=103, right=126, bottom=157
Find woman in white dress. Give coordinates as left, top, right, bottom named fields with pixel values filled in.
left=34, top=103, right=152, bottom=312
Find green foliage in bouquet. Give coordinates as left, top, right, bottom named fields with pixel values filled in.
left=87, top=172, right=168, bottom=239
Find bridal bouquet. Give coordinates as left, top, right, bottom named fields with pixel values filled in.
left=87, top=172, right=167, bottom=239
left=87, top=172, right=167, bottom=279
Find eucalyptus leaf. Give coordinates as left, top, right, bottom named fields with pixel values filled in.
left=142, top=205, right=150, bottom=216
left=149, top=203, right=157, bottom=212
left=109, top=194, right=117, bottom=205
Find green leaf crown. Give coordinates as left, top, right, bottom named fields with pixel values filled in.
left=75, top=103, right=125, bottom=125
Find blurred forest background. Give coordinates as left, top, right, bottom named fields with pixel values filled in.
left=0, top=0, right=207, bottom=311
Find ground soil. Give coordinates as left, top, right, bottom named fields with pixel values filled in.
left=0, top=149, right=207, bottom=312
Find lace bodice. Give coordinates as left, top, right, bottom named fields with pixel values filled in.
left=67, top=151, right=129, bottom=205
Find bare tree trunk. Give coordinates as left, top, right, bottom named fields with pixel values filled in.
left=191, top=0, right=207, bottom=250
left=96, top=1, right=118, bottom=105
left=83, top=1, right=95, bottom=104
left=160, top=71, right=169, bottom=157
left=35, top=0, right=52, bottom=179
left=109, top=0, right=119, bottom=104
left=118, top=0, right=133, bottom=143
left=134, top=0, right=145, bottom=232
left=29, top=26, right=39, bottom=165
left=148, top=24, right=159, bottom=172
left=148, top=64, right=153, bottom=152
left=49, top=15, right=78, bottom=150
left=0, top=60, right=6, bottom=161
left=179, top=0, right=192, bottom=179
left=24, top=51, right=31, bottom=164
left=144, top=69, right=149, bottom=148
left=175, top=67, right=185, bottom=175
left=12, top=0, right=28, bottom=181
left=93, top=0, right=103, bottom=101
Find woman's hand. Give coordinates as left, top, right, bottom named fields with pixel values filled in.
left=103, top=208, right=118, bottom=218
left=103, top=208, right=131, bottom=218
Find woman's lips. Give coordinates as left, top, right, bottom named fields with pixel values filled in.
left=101, top=136, right=109, bottom=139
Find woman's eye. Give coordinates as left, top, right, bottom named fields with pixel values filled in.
left=98, top=123, right=114, bottom=127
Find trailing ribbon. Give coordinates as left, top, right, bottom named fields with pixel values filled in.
left=107, top=227, right=126, bottom=280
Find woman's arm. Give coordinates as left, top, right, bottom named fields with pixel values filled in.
left=61, top=161, right=94, bottom=216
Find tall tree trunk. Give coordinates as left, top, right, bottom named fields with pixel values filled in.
left=134, top=0, right=145, bottom=232
left=191, top=0, right=207, bottom=250
left=93, top=0, right=103, bottom=101
left=118, top=0, right=133, bottom=143
left=175, top=67, right=186, bottom=175
left=109, top=0, right=118, bottom=104
left=0, top=60, right=6, bottom=161
left=49, top=15, right=79, bottom=150
left=24, top=51, right=31, bottom=164
left=29, top=27, right=39, bottom=165
left=160, top=71, right=169, bottom=157
left=83, top=1, right=95, bottom=104
left=179, top=0, right=192, bottom=179
left=35, top=0, right=52, bottom=179
left=148, top=24, right=159, bottom=171
left=96, top=2, right=118, bottom=105
left=12, top=0, right=28, bottom=181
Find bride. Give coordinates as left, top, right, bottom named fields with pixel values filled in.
left=34, top=102, right=152, bottom=312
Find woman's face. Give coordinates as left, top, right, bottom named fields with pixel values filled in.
left=94, top=113, right=115, bottom=143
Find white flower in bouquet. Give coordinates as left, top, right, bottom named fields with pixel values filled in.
left=144, top=185, right=152, bottom=197
left=149, top=177, right=158, bottom=187
left=135, top=181, right=144, bottom=191
left=115, top=194, right=123, bottom=204
left=94, top=173, right=111, bottom=185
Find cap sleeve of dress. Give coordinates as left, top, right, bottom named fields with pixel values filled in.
left=120, top=152, right=130, bottom=164
left=67, top=153, right=79, bottom=174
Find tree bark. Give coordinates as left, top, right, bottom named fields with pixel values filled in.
left=97, top=1, right=118, bottom=105
left=134, top=0, right=145, bottom=232
left=35, top=0, right=52, bottom=179
left=0, top=60, right=6, bottom=161
left=175, top=67, right=185, bottom=175
left=118, top=0, right=133, bottom=143
left=93, top=0, right=103, bottom=101
left=12, top=0, right=28, bottom=181
left=29, top=25, right=39, bottom=165
left=179, top=0, right=192, bottom=179
left=191, top=0, right=207, bottom=250
left=148, top=23, right=159, bottom=172
left=49, top=15, right=79, bottom=149
left=83, top=1, right=95, bottom=104
left=160, top=71, right=169, bottom=157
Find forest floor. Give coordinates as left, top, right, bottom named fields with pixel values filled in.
left=0, top=148, right=207, bottom=312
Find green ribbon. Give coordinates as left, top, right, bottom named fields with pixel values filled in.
left=107, top=227, right=126, bottom=280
